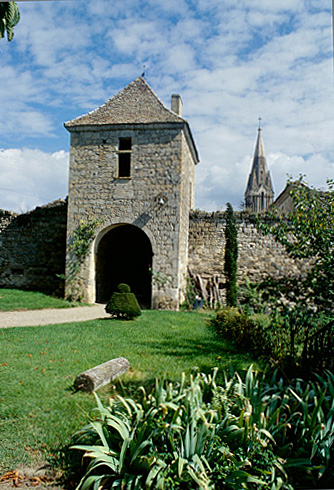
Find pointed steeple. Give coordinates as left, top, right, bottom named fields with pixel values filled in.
left=244, top=122, right=274, bottom=213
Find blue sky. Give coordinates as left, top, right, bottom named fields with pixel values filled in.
left=1, top=0, right=333, bottom=213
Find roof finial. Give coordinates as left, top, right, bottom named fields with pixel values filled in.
left=141, top=65, right=146, bottom=78
left=258, top=117, right=262, bottom=131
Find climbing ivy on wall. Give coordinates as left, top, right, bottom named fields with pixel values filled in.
left=61, top=219, right=103, bottom=300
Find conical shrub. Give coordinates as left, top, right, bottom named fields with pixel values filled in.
left=105, top=283, right=141, bottom=320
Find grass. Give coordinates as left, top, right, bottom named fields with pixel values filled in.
left=0, top=288, right=84, bottom=311
left=0, top=309, right=260, bottom=472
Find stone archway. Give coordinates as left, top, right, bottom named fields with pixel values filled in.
left=96, top=224, right=153, bottom=308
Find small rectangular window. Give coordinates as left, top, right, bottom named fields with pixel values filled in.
left=117, top=137, right=132, bottom=178
left=118, top=153, right=131, bottom=178
left=119, top=138, right=131, bottom=151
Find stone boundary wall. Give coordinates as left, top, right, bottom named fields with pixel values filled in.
left=0, top=200, right=67, bottom=295
left=0, top=204, right=308, bottom=304
left=188, top=210, right=308, bottom=298
left=0, top=209, right=18, bottom=232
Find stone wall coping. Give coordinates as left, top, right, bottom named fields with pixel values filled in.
left=0, top=209, right=18, bottom=217
left=65, top=122, right=185, bottom=132
left=0, top=199, right=67, bottom=218
left=189, top=209, right=283, bottom=225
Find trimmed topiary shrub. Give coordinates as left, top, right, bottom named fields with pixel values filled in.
left=105, top=283, right=141, bottom=320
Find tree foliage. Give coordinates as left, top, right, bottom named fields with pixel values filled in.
left=0, top=2, right=20, bottom=42
left=258, top=177, right=334, bottom=311
left=224, top=202, right=238, bottom=307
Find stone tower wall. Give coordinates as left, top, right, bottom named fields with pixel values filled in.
left=66, top=123, right=196, bottom=308
left=177, top=131, right=196, bottom=298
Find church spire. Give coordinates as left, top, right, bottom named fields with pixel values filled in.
left=244, top=122, right=274, bottom=213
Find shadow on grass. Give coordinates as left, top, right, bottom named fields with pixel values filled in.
left=133, top=335, right=258, bottom=376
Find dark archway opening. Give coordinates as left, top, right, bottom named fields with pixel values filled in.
left=96, top=224, right=152, bottom=308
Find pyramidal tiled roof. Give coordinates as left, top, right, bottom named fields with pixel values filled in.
left=65, top=77, right=186, bottom=127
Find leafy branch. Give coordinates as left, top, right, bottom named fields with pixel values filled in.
left=148, top=267, right=169, bottom=289
left=0, top=2, right=20, bottom=42
left=59, top=219, right=103, bottom=299
left=257, top=177, right=334, bottom=311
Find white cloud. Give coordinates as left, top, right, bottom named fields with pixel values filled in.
left=1, top=0, right=332, bottom=213
left=195, top=148, right=334, bottom=212
left=269, top=152, right=334, bottom=194
left=0, top=111, right=55, bottom=140
left=0, top=149, right=68, bottom=213
left=111, top=18, right=168, bottom=56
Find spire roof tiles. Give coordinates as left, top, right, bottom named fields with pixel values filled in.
left=244, top=125, right=274, bottom=213
left=245, top=127, right=273, bottom=195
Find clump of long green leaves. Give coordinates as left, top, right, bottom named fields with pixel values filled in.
left=215, top=368, right=334, bottom=488
left=67, top=366, right=334, bottom=489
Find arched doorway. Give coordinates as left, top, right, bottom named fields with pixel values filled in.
left=96, top=224, right=153, bottom=308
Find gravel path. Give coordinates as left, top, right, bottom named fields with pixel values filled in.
left=0, top=304, right=108, bottom=328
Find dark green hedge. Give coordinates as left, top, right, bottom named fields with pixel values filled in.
left=105, top=283, right=141, bottom=320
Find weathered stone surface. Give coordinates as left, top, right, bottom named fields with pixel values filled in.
left=65, top=77, right=185, bottom=127
left=74, top=357, right=130, bottom=392
left=65, top=131, right=197, bottom=305
left=0, top=200, right=67, bottom=295
left=188, top=210, right=309, bottom=303
left=63, top=77, right=199, bottom=308
left=0, top=204, right=310, bottom=306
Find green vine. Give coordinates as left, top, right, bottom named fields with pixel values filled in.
left=148, top=267, right=169, bottom=289
left=60, top=218, right=103, bottom=300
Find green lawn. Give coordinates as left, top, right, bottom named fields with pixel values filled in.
left=0, top=310, right=259, bottom=472
left=0, top=288, right=83, bottom=311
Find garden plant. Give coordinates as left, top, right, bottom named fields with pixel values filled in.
left=257, top=177, right=334, bottom=313
left=70, top=366, right=334, bottom=489
left=213, top=178, right=334, bottom=378
left=224, top=203, right=238, bottom=307
left=212, top=303, right=334, bottom=378
left=62, top=218, right=103, bottom=301
left=0, top=2, right=20, bottom=42
left=105, top=283, right=141, bottom=320
left=3, top=306, right=254, bottom=471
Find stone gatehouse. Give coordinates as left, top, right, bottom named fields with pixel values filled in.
left=0, top=77, right=306, bottom=308
left=64, top=77, right=198, bottom=309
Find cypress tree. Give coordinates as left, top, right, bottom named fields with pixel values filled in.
left=224, top=203, right=238, bottom=306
